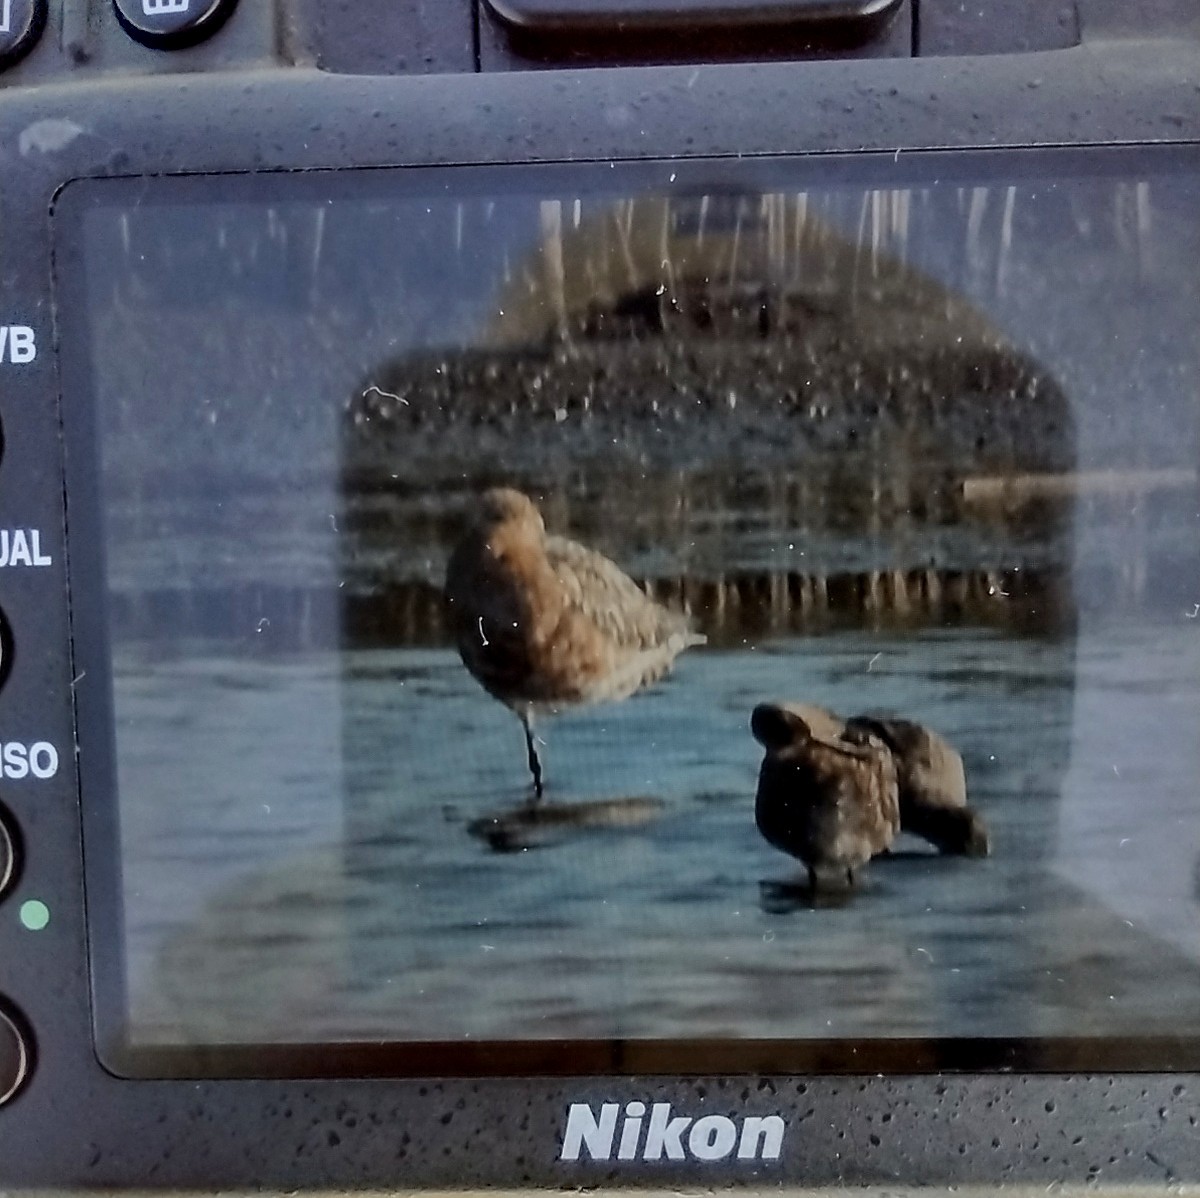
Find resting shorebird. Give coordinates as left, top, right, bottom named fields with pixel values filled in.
left=845, top=715, right=989, bottom=856
left=751, top=702, right=900, bottom=892
left=444, top=488, right=705, bottom=800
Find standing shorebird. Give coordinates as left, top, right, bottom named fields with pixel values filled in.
left=751, top=701, right=901, bottom=892
left=845, top=714, right=990, bottom=856
left=444, top=488, right=705, bottom=800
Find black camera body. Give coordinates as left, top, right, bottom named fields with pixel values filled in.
left=2, top=0, right=1200, bottom=1188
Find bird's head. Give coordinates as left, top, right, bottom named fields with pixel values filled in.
left=752, top=703, right=813, bottom=755
left=751, top=702, right=843, bottom=751
left=949, top=807, right=992, bottom=857
left=466, top=488, right=546, bottom=542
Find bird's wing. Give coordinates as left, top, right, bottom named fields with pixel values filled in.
left=544, top=534, right=693, bottom=653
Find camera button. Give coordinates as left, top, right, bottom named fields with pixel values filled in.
left=0, top=806, right=18, bottom=902
left=113, top=0, right=238, bottom=49
left=0, top=0, right=48, bottom=70
left=0, top=608, right=11, bottom=690
left=0, top=1001, right=32, bottom=1107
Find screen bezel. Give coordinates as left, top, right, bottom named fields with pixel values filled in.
left=54, top=143, right=1200, bottom=1082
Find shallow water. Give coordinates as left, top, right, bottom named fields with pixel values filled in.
left=114, top=616, right=1200, bottom=1047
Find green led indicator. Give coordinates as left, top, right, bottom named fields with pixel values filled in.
left=18, top=900, right=50, bottom=931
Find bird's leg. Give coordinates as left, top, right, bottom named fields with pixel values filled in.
left=520, top=711, right=544, bottom=803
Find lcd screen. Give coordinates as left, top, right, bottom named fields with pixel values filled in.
left=59, top=155, right=1200, bottom=1076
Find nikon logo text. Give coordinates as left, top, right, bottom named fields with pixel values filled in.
left=560, top=1102, right=785, bottom=1162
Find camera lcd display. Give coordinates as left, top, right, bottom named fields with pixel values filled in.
left=62, top=157, right=1200, bottom=1076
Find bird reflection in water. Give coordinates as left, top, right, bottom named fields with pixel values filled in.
left=467, top=795, right=667, bottom=853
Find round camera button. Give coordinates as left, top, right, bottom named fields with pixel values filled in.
left=112, top=0, right=237, bottom=49
left=0, top=808, right=17, bottom=902
left=0, top=608, right=11, bottom=690
left=0, top=1002, right=32, bottom=1107
left=0, top=0, right=48, bottom=70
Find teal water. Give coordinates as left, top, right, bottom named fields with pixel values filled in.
left=112, top=617, right=1200, bottom=1047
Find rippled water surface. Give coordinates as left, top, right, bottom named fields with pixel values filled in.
left=115, top=617, right=1200, bottom=1047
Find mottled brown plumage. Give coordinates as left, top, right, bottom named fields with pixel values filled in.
left=751, top=702, right=900, bottom=892
left=845, top=714, right=990, bottom=856
left=444, top=488, right=704, bottom=799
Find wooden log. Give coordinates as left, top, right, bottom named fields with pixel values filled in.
left=962, top=467, right=1196, bottom=504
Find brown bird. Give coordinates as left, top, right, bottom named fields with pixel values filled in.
left=751, top=702, right=900, bottom=892
left=845, top=715, right=990, bottom=856
left=444, top=488, right=705, bottom=800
